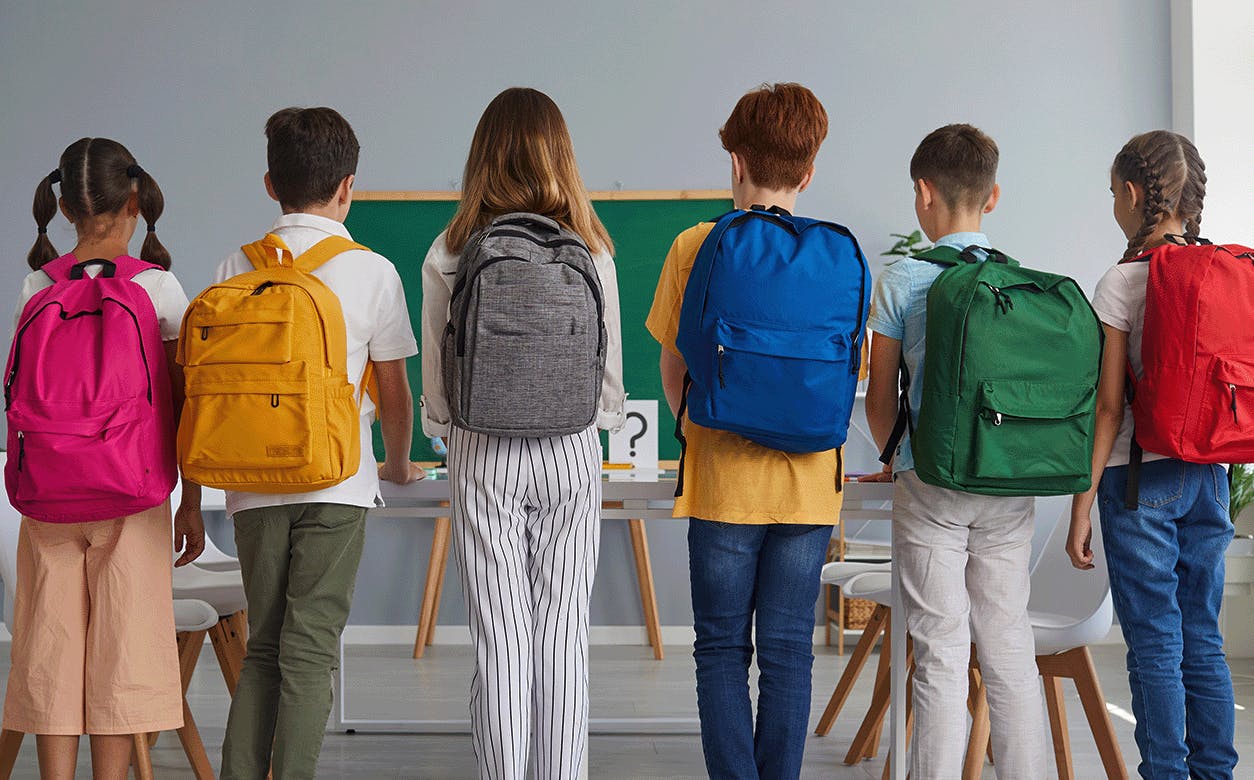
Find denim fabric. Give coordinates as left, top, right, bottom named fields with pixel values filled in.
left=1098, top=460, right=1238, bottom=780
left=687, top=518, right=832, bottom=780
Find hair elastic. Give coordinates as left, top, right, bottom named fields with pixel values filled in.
left=126, top=163, right=144, bottom=178
left=146, top=224, right=157, bottom=232
left=48, top=169, right=61, bottom=184
left=37, top=227, right=48, bottom=234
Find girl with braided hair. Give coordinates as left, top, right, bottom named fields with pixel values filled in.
left=1068, top=131, right=1237, bottom=779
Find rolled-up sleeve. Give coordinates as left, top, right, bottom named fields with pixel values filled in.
left=866, top=260, right=911, bottom=340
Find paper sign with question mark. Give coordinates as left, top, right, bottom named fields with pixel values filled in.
left=608, top=399, right=658, bottom=468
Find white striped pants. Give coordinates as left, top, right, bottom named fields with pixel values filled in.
left=447, top=425, right=602, bottom=780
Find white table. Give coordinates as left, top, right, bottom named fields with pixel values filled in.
left=334, top=473, right=903, bottom=777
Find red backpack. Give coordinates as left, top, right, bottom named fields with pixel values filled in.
left=1124, top=236, right=1254, bottom=507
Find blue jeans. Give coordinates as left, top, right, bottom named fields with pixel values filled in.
left=1098, top=460, right=1237, bottom=780
left=688, top=518, right=832, bottom=780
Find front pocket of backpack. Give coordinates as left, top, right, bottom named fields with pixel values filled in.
left=8, top=400, right=148, bottom=502
left=182, top=362, right=312, bottom=469
left=971, top=380, right=1094, bottom=480
left=183, top=292, right=294, bottom=366
left=710, top=318, right=852, bottom=441
left=465, top=285, right=597, bottom=430
left=1195, top=356, right=1254, bottom=456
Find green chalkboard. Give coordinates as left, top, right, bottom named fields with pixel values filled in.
left=344, top=192, right=733, bottom=462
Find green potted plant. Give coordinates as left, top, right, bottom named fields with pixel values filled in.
left=882, top=229, right=930, bottom=259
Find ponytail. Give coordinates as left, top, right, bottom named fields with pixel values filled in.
left=1113, top=131, right=1207, bottom=261
left=28, top=170, right=61, bottom=270
left=133, top=167, right=170, bottom=269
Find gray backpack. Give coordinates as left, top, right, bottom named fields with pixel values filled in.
left=442, top=213, right=605, bottom=437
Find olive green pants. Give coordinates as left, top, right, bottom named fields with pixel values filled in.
left=219, top=503, right=367, bottom=780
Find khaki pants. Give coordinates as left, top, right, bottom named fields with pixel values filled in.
left=892, top=470, right=1046, bottom=780
left=219, top=502, right=367, bottom=780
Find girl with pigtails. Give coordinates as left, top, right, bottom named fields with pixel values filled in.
left=1068, top=131, right=1238, bottom=779
left=2, top=138, right=203, bottom=779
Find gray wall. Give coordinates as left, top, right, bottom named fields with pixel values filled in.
left=0, top=1, right=1171, bottom=628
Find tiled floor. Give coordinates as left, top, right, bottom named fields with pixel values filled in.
left=0, top=641, right=1250, bottom=778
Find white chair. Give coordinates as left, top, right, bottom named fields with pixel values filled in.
left=814, top=562, right=896, bottom=758
left=0, top=484, right=217, bottom=779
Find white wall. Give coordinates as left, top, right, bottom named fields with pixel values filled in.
left=1173, top=0, right=1254, bottom=243
left=0, top=1, right=1173, bottom=628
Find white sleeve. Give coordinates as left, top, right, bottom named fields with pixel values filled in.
left=12, top=272, right=51, bottom=335
left=366, top=259, right=419, bottom=362
left=1091, top=265, right=1134, bottom=333
left=154, top=271, right=191, bottom=342
left=420, top=237, right=455, bottom=438
left=594, top=251, right=626, bottom=432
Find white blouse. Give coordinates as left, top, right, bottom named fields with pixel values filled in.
left=419, top=230, right=626, bottom=437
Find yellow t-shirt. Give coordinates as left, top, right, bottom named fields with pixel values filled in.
left=646, top=221, right=860, bottom=525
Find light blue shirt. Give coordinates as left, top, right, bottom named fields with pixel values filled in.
left=866, top=232, right=990, bottom=472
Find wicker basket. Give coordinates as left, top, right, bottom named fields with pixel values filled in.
left=825, top=538, right=877, bottom=631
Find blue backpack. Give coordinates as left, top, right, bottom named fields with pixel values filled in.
left=674, top=206, right=870, bottom=488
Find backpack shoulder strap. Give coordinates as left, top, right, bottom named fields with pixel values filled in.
left=39, top=255, right=78, bottom=283
left=111, top=255, right=163, bottom=280
left=293, top=236, right=369, bottom=274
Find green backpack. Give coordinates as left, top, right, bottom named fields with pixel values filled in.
left=884, top=245, right=1103, bottom=496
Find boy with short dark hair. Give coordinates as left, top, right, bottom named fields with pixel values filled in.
left=865, top=123, right=1046, bottom=779
left=215, top=106, right=421, bottom=779
left=647, top=82, right=852, bottom=778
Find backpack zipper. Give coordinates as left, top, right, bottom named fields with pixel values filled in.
left=717, top=345, right=726, bottom=388
left=15, top=431, right=24, bottom=471
left=1230, top=384, right=1239, bottom=424
left=978, top=281, right=1014, bottom=314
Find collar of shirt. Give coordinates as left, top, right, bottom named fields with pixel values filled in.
left=932, top=231, right=990, bottom=252
left=269, top=212, right=353, bottom=240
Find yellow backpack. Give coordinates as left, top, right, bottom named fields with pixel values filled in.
left=177, top=233, right=368, bottom=493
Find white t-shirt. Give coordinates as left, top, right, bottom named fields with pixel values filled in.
left=1091, top=261, right=1167, bottom=468
left=418, top=230, right=626, bottom=437
left=15, top=262, right=189, bottom=340
left=213, top=213, right=418, bottom=516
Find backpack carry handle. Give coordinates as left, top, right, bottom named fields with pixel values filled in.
left=491, top=214, right=562, bottom=235
left=1163, top=233, right=1212, bottom=246
left=957, top=245, right=1010, bottom=265
left=69, top=259, right=118, bottom=279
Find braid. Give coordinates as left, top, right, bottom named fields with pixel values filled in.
left=1120, top=152, right=1170, bottom=262
left=1179, top=138, right=1207, bottom=240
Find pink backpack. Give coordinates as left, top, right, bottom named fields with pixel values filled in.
left=4, top=255, right=177, bottom=522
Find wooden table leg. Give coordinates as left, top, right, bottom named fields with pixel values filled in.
left=414, top=515, right=452, bottom=659
left=627, top=518, right=664, bottom=660
left=428, top=517, right=452, bottom=647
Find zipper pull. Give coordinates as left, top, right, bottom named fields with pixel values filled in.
left=717, top=345, right=726, bottom=389
left=992, top=411, right=1003, bottom=426
left=16, top=431, right=25, bottom=471
left=201, top=326, right=210, bottom=341
left=1230, top=384, right=1239, bottom=424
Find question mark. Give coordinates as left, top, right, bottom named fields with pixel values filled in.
left=626, top=411, right=647, bottom=458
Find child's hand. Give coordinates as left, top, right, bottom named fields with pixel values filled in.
left=1066, top=509, right=1095, bottom=570
left=174, top=504, right=205, bottom=567
left=857, top=463, right=893, bottom=483
left=379, top=461, right=427, bottom=485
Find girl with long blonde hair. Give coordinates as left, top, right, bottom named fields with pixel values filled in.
left=419, top=87, right=624, bottom=779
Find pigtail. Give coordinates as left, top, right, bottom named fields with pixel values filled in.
left=28, top=171, right=61, bottom=270
left=1179, top=138, right=1207, bottom=241
left=1119, top=152, right=1169, bottom=262
left=133, top=167, right=171, bottom=270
